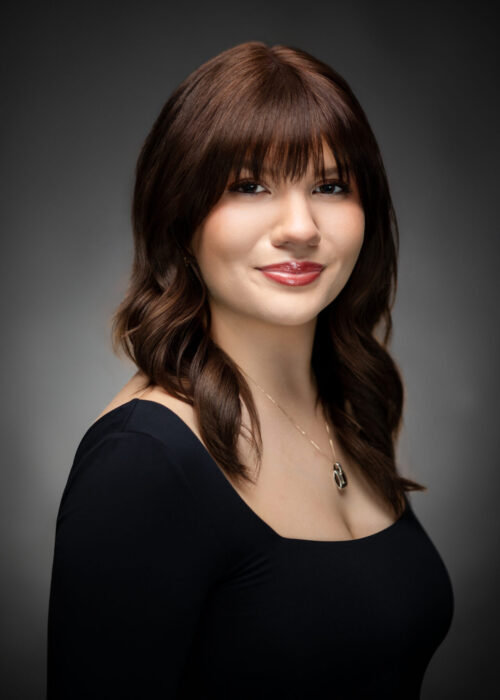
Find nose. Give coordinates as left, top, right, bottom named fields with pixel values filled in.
left=270, top=191, right=321, bottom=248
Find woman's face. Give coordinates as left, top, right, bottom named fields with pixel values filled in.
left=190, top=141, right=365, bottom=328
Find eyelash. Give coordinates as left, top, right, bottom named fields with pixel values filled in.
left=227, top=179, right=352, bottom=196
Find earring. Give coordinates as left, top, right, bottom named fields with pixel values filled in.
left=183, top=255, right=190, bottom=267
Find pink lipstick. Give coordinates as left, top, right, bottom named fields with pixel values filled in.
left=257, top=261, right=324, bottom=287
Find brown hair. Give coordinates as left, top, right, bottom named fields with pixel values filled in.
left=111, top=40, right=426, bottom=518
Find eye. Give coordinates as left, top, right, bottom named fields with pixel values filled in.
left=313, top=180, right=352, bottom=195
left=227, top=178, right=352, bottom=197
left=228, top=179, right=266, bottom=195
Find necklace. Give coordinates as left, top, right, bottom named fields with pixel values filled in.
left=241, top=369, right=348, bottom=491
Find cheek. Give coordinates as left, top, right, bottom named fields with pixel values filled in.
left=330, top=205, right=365, bottom=259
left=196, top=206, right=256, bottom=267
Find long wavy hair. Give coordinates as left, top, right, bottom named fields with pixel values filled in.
left=111, top=40, right=426, bottom=518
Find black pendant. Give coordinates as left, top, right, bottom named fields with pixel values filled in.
left=333, top=461, right=347, bottom=490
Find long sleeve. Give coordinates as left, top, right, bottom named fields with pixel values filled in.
left=47, top=430, right=225, bottom=699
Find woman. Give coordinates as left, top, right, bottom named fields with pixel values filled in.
left=47, top=41, right=454, bottom=698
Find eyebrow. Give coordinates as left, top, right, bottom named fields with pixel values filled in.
left=238, top=163, right=339, bottom=176
left=320, top=166, right=339, bottom=176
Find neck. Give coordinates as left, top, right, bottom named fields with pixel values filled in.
left=209, top=303, right=320, bottom=408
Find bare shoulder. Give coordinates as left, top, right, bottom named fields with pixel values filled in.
left=93, top=371, right=201, bottom=439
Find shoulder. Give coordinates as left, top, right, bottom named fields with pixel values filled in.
left=58, top=430, right=187, bottom=525
left=55, top=427, right=230, bottom=567
left=59, top=398, right=227, bottom=534
left=77, top=429, right=179, bottom=482
left=93, top=374, right=202, bottom=443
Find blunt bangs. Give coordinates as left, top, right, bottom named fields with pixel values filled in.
left=194, top=57, right=357, bottom=196
left=221, top=94, right=354, bottom=188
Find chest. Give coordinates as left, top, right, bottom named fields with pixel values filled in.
left=181, top=519, right=455, bottom=699
left=231, top=418, right=399, bottom=541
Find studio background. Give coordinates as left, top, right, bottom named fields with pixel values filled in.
left=1, top=1, right=498, bottom=698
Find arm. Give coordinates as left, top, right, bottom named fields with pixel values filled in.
left=47, top=431, right=224, bottom=699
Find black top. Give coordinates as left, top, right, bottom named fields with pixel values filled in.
left=47, top=398, right=454, bottom=699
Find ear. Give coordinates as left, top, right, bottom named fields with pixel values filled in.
left=188, top=226, right=202, bottom=258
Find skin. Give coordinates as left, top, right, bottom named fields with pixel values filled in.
left=189, top=139, right=365, bottom=410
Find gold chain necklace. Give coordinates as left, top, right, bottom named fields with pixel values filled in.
left=241, top=369, right=348, bottom=491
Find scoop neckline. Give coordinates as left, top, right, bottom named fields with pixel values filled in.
left=90, top=397, right=410, bottom=546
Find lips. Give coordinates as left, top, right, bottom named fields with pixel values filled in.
left=257, top=261, right=324, bottom=273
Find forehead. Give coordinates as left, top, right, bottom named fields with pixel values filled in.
left=236, top=141, right=339, bottom=178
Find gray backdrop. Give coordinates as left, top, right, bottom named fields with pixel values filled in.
left=2, top=1, right=498, bottom=698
